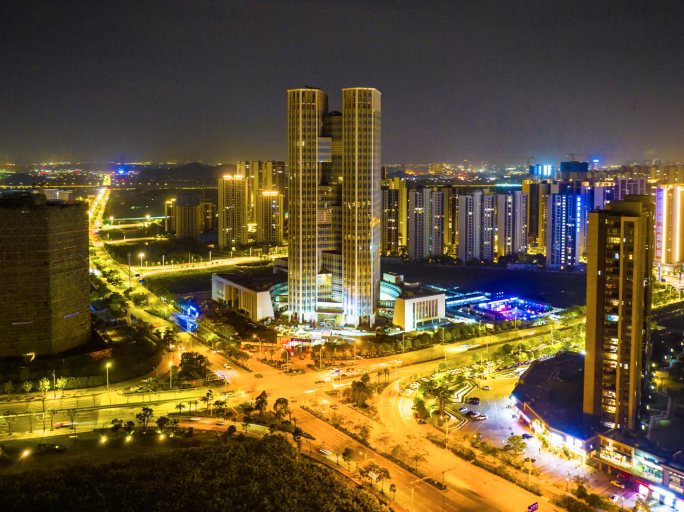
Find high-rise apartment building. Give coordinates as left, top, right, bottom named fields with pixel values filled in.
left=256, top=190, right=283, bottom=245
left=583, top=196, right=654, bottom=431
left=175, top=194, right=203, bottom=240
left=287, top=87, right=380, bottom=326
left=201, top=199, right=217, bottom=232
left=496, top=191, right=527, bottom=257
left=407, top=188, right=444, bottom=260
left=381, top=187, right=400, bottom=255
left=164, top=199, right=176, bottom=233
left=238, top=160, right=286, bottom=224
left=218, top=174, right=247, bottom=249
left=0, top=192, right=90, bottom=357
left=578, top=182, right=615, bottom=257
left=545, top=189, right=581, bottom=270
left=341, top=87, right=381, bottom=326
left=522, top=180, right=550, bottom=247
left=457, top=190, right=494, bottom=262
left=529, top=164, right=554, bottom=178
left=655, top=184, right=684, bottom=271
left=382, top=177, right=407, bottom=246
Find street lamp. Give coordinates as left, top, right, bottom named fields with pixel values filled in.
left=139, top=253, right=144, bottom=267
left=169, top=362, right=173, bottom=390
left=106, top=363, right=111, bottom=391
left=354, top=339, right=360, bottom=366
left=319, top=349, right=324, bottom=370
left=253, top=335, right=263, bottom=358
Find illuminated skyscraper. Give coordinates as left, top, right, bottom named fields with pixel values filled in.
left=655, top=184, right=684, bottom=271
left=545, top=185, right=581, bottom=270
left=583, top=196, right=654, bottom=431
left=496, top=191, right=527, bottom=257
left=287, top=88, right=329, bottom=322
left=175, top=194, right=203, bottom=240
left=457, top=190, right=494, bottom=262
left=381, top=186, right=400, bottom=254
left=382, top=177, right=407, bottom=246
left=341, top=87, right=381, bottom=326
left=287, top=87, right=380, bottom=326
left=218, top=174, right=247, bottom=249
left=256, top=190, right=283, bottom=245
left=407, top=188, right=444, bottom=260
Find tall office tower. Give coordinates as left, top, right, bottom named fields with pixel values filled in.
left=383, top=177, right=407, bottom=246
left=218, top=174, right=247, bottom=249
left=342, top=87, right=381, bottom=326
left=545, top=188, right=581, bottom=270
left=174, top=194, right=203, bottom=240
left=164, top=199, right=176, bottom=233
left=287, top=88, right=329, bottom=322
left=655, top=184, right=684, bottom=270
left=407, top=188, right=444, bottom=260
left=583, top=196, right=654, bottom=431
left=200, top=200, right=217, bottom=232
left=496, top=191, right=527, bottom=257
left=558, top=160, right=590, bottom=180
left=457, top=190, right=494, bottom=262
left=578, top=182, right=615, bottom=257
left=615, top=178, right=648, bottom=200
left=381, top=187, right=400, bottom=254
left=0, top=192, right=90, bottom=358
left=256, top=190, right=283, bottom=245
left=322, top=111, right=343, bottom=183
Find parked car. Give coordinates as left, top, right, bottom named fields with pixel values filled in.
left=458, top=406, right=468, bottom=413
left=522, top=434, right=534, bottom=439
left=523, top=457, right=537, bottom=463
left=36, top=443, right=67, bottom=454
left=482, top=385, right=491, bottom=390
left=476, top=414, right=487, bottom=421
left=468, top=397, right=480, bottom=405
left=611, top=480, right=625, bottom=489
left=331, top=404, right=339, bottom=410
left=609, top=495, right=619, bottom=503
left=417, top=419, right=426, bottom=424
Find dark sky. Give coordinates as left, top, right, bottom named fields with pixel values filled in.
left=2, top=0, right=683, bottom=166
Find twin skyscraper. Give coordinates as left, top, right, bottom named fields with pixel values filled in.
left=287, top=87, right=381, bottom=326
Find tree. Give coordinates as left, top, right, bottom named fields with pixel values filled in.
left=384, top=367, right=390, bottom=383
left=3, top=411, right=17, bottom=435
left=507, top=434, right=527, bottom=454
left=56, top=377, right=67, bottom=397
left=66, top=409, right=78, bottom=431
left=38, top=377, right=51, bottom=397
left=377, top=369, right=382, bottom=384
left=273, top=397, right=290, bottom=424
left=23, top=380, right=34, bottom=396
left=111, top=419, right=123, bottom=438
left=407, top=447, right=428, bottom=471
left=634, top=493, right=658, bottom=512
left=342, top=447, right=354, bottom=470
left=227, top=424, right=237, bottom=437
left=360, top=372, right=371, bottom=387
left=573, top=475, right=589, bottom=500
left=124, top=421, right=135, bottom=435
left=375, top=466, right=391, bottom=492
left=389, top=483, right=397, bottom=500
left=355, top=422, right=372, bottom=444
left=46, top=408, right=57, bottom=431
left=254, top=391, right=268, bottom=415
left=178, top=351, right=209, bottom=377
left=3, top=381, right=14, bottom=396
left=375, top=431, right=393, bottom=453
left=175, top=402, right=186, bottom=418
left=242, top=414, right=251, bottom=432
left=156, top=416, right=170, bottom=431
left=136, top=406, right=154, bottom=432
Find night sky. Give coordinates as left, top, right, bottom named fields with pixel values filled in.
left=2, top=0, right=683, bottom=166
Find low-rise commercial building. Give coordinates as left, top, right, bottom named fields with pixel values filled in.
left=393, top=288, right=445, bottom=331
left=212, top=273, right=287, bottom=322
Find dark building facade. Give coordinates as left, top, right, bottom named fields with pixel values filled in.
left=0, top=192, right=91, bottom=358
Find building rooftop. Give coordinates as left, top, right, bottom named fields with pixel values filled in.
left=513, top=352, right=604, bottom=439
left=400, top=285, right=445, bottom=299
left=176, top=194, right=202, bottom=207
left=0, top=190, right=85, bottom=209
left=215, top=271, right=286, bottom=292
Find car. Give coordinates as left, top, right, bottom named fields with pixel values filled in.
left=254, top=373, right=263, bottom=378
left=482, top=385, right=491, bottom=390
left=468, top=397, right=480, bottom=404
left=318, top=408, right=326, bottom=414
left=476, top=414, right=487, bottom=421
left=523, top=457, right=536, bottom=462
left=417, top=419, right=427, bottom=424
left=611, top=480, right=625, bottom=489
left=223, top=363, right=231, bottom=369
left=522, top=434, right=534, bottom=439
left=413, top=412, right=418, bottom=419
left=609, top=495, right=619, bottom=503
left=496, top=368, right=502, bottom=372
left=459, top=406, right=468, bottom=413
left=36, top=443, right=67, bottom=453
left=331, top=404, right=339, bottom=410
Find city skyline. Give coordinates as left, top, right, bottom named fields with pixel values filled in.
left=2, top=1, right=684, bottom=165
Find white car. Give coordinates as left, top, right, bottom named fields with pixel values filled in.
left=610, top=480, right=625, bottom=489
left=223, top=364, right=231, bottom=369
left=482, top=385, right=491, bottom=390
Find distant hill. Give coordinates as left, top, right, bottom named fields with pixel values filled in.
left=134, top=162, right=237, bottom=186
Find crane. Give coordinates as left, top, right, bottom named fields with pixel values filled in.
left=522, top=156, right=535, bottom=168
